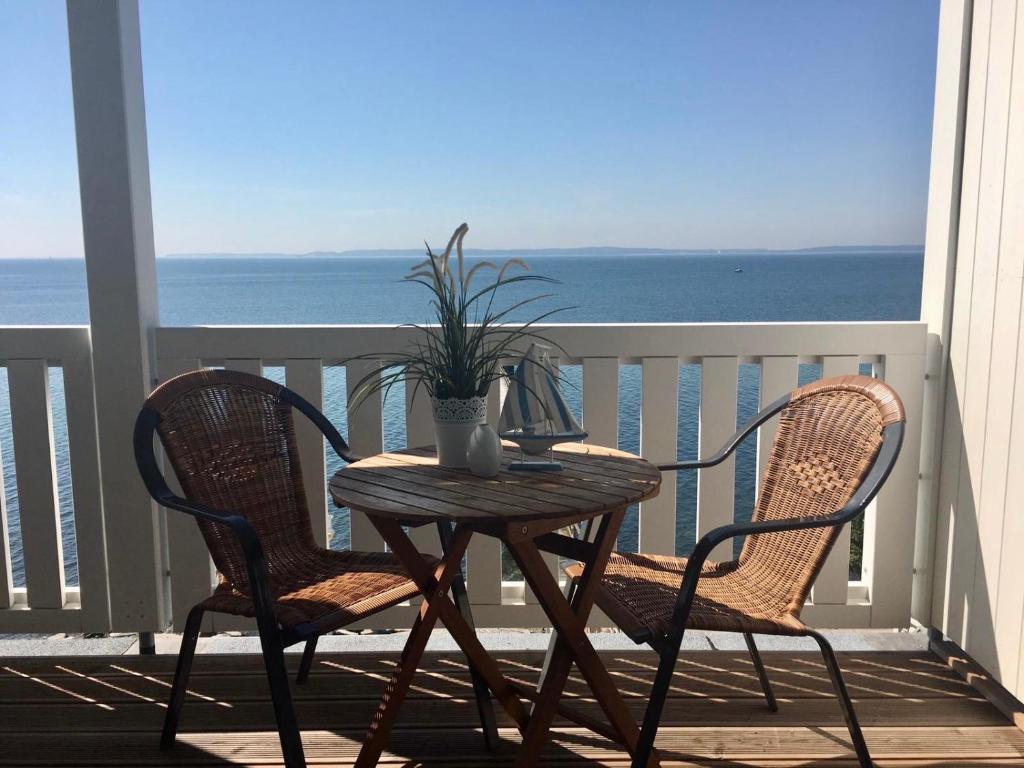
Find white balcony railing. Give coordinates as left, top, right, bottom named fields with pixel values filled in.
left=0, top=321, right=926, bottom=634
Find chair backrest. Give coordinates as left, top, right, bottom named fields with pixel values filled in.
left=738, top=375, right=904, bottom=617
left=139, top=369, right=346, bottom=591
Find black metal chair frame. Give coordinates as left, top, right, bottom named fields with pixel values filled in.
left=133, top=379, right=497, bottom=768
left=622, top=392, right=904, bottom=768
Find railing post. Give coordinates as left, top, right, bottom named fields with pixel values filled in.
left=917, top=0, right=974, bottom=627
left=67, top=0, right=166, bottom=631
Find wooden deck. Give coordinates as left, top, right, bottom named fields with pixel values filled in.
left=1, top=648, right=1022, bottom=766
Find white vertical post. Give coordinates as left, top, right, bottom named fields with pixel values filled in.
left=582, top=357, right=619, bottom=447
left=223, top=359, right=262, bottom=376
left=63, top=355, right=112, bottom=631
left=527, top=358, right=561, bottom=604
left=698, top=357, right=738, bottom=561
left=67, top=0, right=165, bottom=629
left=345, top=361, right=385, bottom=551
left=917, top=0, right=974, bottom=627
left=286, top=359, right=328, bottom=547
left=812, top=356, right=860, bottom=606
left=468, top=378, right=505, bottom=607
left=0, top=422, right=11, bottom=608
left=869, top=353, right=926, bottom=627
left=8, top=360, right=65, bottom=608
left=405, top=382, right=434, bottom=448
left=757, top=356, right=798, bottom=495
left=157, top=358, right=212, bottom=631
left=403, top=379, right=441, bottom=576
left=639, top=357, right=679, bottom=555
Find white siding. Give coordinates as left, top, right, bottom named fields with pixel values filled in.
left=928, top=0, right=1024, bottom=701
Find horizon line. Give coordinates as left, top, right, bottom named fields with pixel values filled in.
left=6, top=244, right=926, bottom=260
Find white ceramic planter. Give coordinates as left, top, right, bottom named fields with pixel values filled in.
left=432, top=396, right=487, bottom=468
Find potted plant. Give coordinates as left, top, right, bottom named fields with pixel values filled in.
left=349, top=223, right=563, bottom=468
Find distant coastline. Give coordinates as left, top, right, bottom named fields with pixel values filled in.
left=160, top=245, right=924, bottom=260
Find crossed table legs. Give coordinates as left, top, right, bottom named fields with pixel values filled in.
left=354, top=509, right=661, bottom=768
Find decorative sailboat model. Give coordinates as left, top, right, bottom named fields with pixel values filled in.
left=498, top=343, right=588, bottom=471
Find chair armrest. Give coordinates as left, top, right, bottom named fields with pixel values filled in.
left=687, top=511, right=846, bottom=574
left=657, top=393, right=790, bottom=472
left=658, top=458, right=717, bottom=471
left=153, top=491, right=265, bottom=564
left=279, top=386, right=361, bottom=463
left=150, top=490, right=280, bottom=626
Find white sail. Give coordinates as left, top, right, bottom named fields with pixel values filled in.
left=499, top=343, right=586, bottom=439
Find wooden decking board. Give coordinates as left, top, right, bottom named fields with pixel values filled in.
left=0, top=650, right=950, bottom=676
left=0, top=667, right=978, bottom=704
left=0, top=650, right=1020, bottom=766
left=2, top=728, right=1024, bottom=764
left=0, top=696, right=1005, bottom=733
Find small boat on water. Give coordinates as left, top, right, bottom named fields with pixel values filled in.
left=499, top=342, right=587, bottom=471
left=734, top=267, right=744, bottom=273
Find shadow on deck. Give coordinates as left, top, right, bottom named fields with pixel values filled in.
left=1, top=649, right=1022, bottom=766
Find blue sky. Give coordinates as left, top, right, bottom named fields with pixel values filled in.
left=1, top=1, right=939, bottom=257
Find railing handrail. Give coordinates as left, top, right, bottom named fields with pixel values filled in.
left=0, top=326, right=92, bottom=362
left=154, top=321, right=927, bottom=362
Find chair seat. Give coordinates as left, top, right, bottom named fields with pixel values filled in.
left=567, top=552, right=807, bottom=643
left=202, top=549, right=434, bottom=635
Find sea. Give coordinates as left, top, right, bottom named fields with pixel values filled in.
left=0, top=250, right=923, bottom=586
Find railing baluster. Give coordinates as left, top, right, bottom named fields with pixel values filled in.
left=7, top=359, right=65, bottom=608
left=346, top=360, right=385, bottom=551
left=757, top=357, right=798, bottom=496
left=698, top=356, right=738, bottom=561
left=405, top=380, right=440, bottom=589
left=157, top=358, right=214, bottom=631
left=469, top=380, right=504, bottom=607
left=224, top=359, right=261, bottom=376
left=405, top=382, right=434, bottom=448
left=62, top=356, right=111, bottom=632
left=285, top=359, right=328, bottom=548
left=640, top=357, right=679, bottom=555
left=812, top=355, right=860, bottom=606
left=486, top=375, right=506, bottom=432
left=582, top=357, right=619, bottom=447
left=526, top=358, right=562, bottom=604
left=0, top=385, right=12, bottom=609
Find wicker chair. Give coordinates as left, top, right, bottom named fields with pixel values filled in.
left=566, top=375, right=905, bottom=768
left=133, top=370, right=449, bottom=768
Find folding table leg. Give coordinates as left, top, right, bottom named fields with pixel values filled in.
left=353, top=522, right=474, bottom=768
left=506, top=509, right=660, bottom=768
left=373, top=517, right=530, bottom=732
left=437, top=520, right=499, bottom=750
left=535, top=574, right=577, bottom=715
left=535, top=517, right=591, bottom=711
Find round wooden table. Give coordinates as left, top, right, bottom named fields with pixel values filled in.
left=330, top=442, right=662, bottom=768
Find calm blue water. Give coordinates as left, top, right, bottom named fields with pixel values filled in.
left=0, top=251, right=923, bottom=586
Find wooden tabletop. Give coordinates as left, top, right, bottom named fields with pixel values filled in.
left=329, top=442, right=661, bottom=524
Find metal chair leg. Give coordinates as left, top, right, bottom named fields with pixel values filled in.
left=296, top=636, right=318, bottom=685
left=743, top=632, right=778, bottom=711
left=161, top=605, right=204, bottom=749
left=257, top=615, right=306, bottom=768
left=807, top=630, right=872, bottom=768
left=437, top=520, right=499, bottom=750
left=633, top=623, right=685, bottom=768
